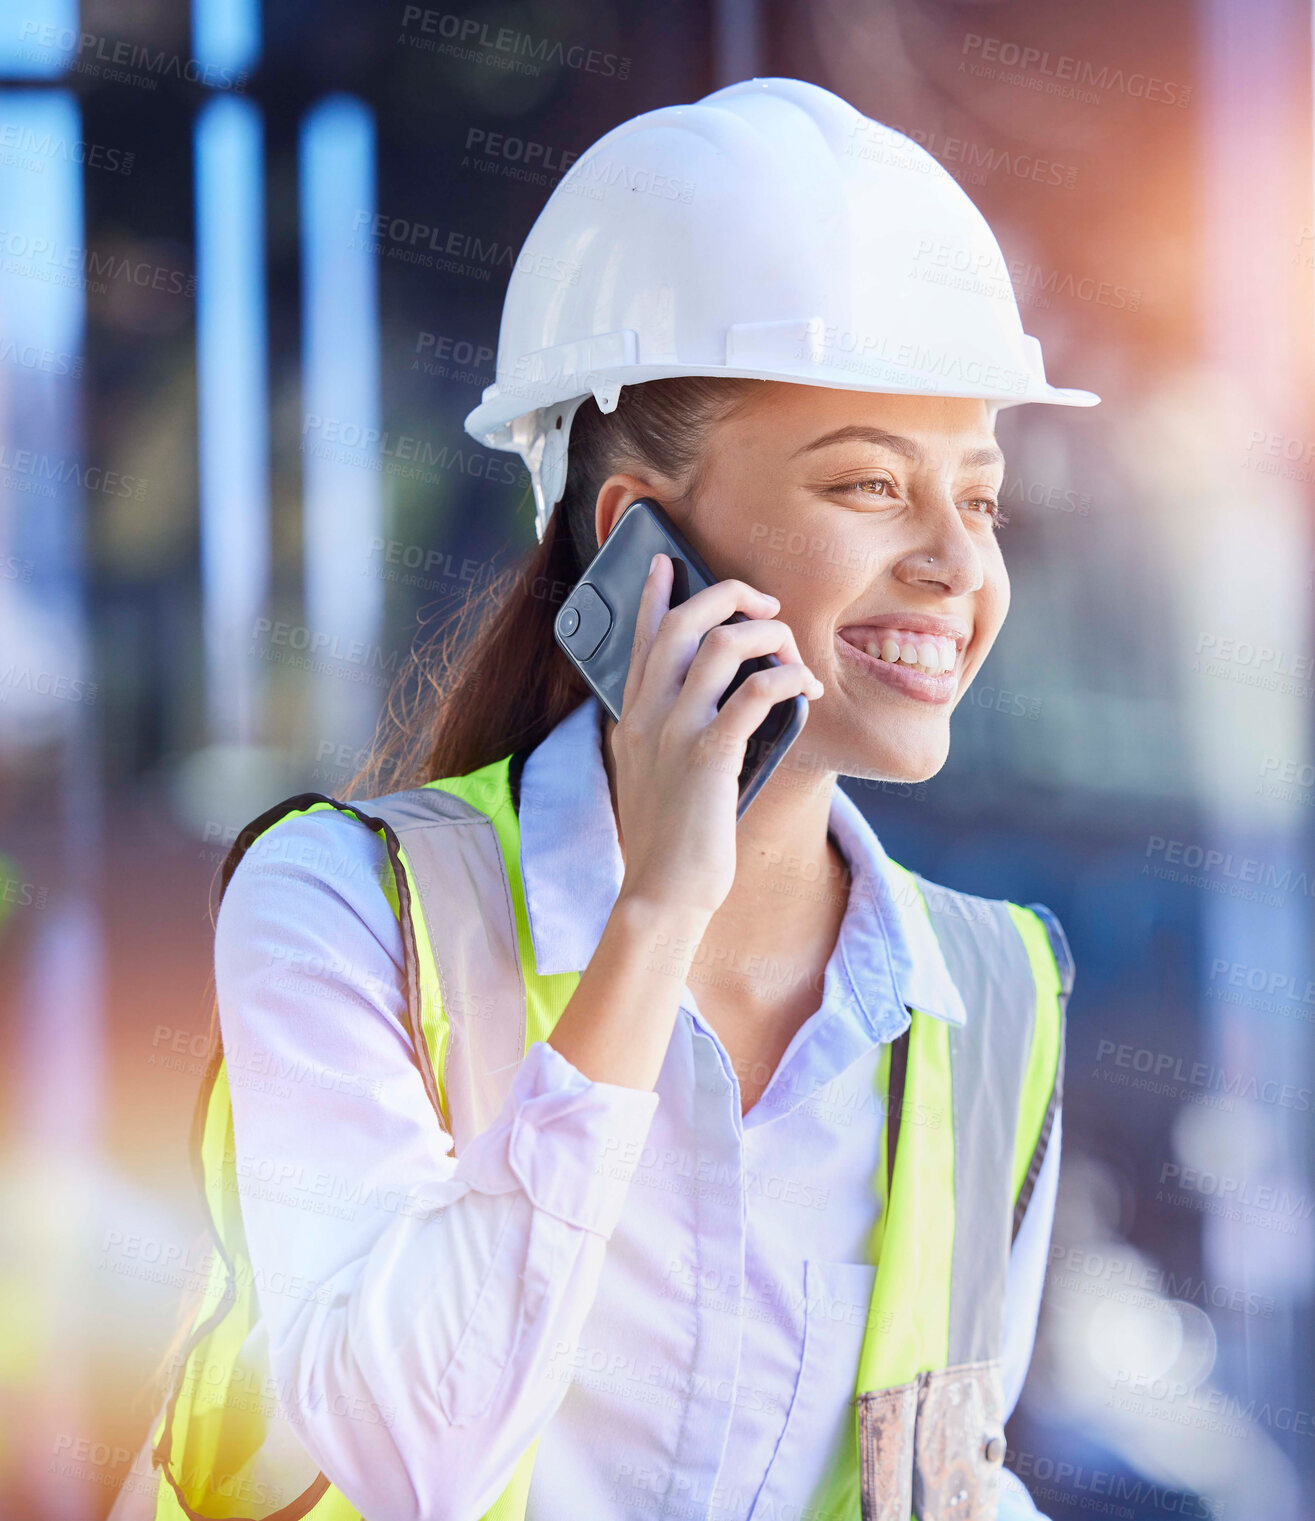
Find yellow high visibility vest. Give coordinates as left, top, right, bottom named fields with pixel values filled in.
left=129, top=752, right=1068, bottom=1521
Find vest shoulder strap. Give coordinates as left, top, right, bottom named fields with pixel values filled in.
left=351, top=774, right=531, bottom=1145
left=1024, top=898, right=1076, bottom=1002
left=1012, top=899, right=1071, bottom=1233
left=219, top=789, right=446, bottom=1124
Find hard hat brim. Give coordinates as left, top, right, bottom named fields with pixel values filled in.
left=464, top=367, right=1100, bottom=449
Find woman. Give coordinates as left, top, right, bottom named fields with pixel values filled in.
left=135, top=79, right=1093, bottom=1521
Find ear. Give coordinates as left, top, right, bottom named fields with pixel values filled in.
left=593, top=471, right=679, bottom=548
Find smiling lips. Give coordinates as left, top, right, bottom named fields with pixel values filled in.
left=838, top=626, right=961, bottom=677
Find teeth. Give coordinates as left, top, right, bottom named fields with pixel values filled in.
left=850, top=630, right=958, bottom=675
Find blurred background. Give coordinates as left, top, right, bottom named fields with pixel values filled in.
left=0, top=0, right=1312, bottom=1516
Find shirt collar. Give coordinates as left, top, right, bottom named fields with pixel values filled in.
left=517, top=693, right=967, bottom=1029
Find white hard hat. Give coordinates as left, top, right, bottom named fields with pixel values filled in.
left=464, top=76, right=1100, bottom=541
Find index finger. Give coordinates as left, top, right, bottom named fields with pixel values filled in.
left=659, top=576, right=780, bottom=641
left=636, top=575, right=781, bottom=705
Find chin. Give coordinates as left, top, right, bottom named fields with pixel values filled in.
left=840, top=721, right=950, bottom=786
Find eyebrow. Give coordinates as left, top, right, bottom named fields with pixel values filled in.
left=792, top=424, right=1005, bottom=470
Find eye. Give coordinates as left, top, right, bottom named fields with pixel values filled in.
left=842, top=477, right=897, bottom=500
left=962, top=496, right=1010, bottom=530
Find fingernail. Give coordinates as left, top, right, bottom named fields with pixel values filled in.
left=649, top=553, right=660, bottom=575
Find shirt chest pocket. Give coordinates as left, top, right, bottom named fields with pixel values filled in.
left=750, top=1258, right=877, bottom=1520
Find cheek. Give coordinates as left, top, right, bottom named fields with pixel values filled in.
left=732, top=535, right=873, bottom=661
left=965, top=566, right=1010, bottom=672
left=982, top=562, right=1011, bottom=635
left=787, top=591, right=862, bottom=675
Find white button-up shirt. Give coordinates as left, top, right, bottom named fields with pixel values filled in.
left=216, top=692, right=1059, bottom=1520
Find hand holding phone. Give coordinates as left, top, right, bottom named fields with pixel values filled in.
left=600, top=551, right=824, bottom=922
left=552, top=498, right=823, bottom=926
left=554, top=497, right=815, bottom=819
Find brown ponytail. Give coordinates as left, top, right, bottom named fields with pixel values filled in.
left=348, top=376, right=760, bottom=796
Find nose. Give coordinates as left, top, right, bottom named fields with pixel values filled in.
left=893, top=500, right=984, bottom=597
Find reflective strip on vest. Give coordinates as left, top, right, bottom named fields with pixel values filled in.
left=144, top=757, right=1067, bottom=1521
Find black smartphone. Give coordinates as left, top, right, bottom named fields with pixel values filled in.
left=552, top=497, right=807, bottom=820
